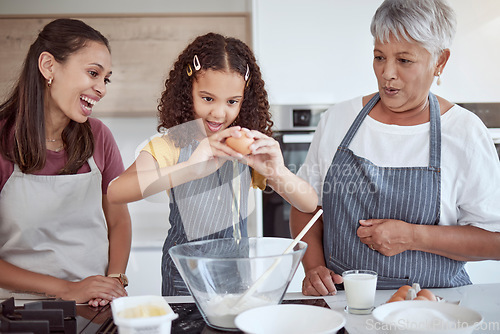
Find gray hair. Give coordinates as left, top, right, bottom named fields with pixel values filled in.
left=370, top=0, right=457, bottom=64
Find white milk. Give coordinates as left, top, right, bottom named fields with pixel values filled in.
left=343, top=273, right=377, bottom=310
left=203, top=294, right=272, bottom=328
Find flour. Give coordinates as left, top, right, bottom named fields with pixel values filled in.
left=203, top=294, right=272, bottom=328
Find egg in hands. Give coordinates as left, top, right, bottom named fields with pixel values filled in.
left=226, top=129, right=255, bottom=155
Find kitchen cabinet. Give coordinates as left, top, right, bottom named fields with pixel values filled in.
left=0, top=14, right=250, bottom=116
left=126, top=247, right=163, bottom=296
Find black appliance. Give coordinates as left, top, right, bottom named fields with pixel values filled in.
left=457, top=103, right=500, bottom=158
left=262, top=105, right=330, bottom=238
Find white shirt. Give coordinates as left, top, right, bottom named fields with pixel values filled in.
left=297, top=96, right=500, bottom=232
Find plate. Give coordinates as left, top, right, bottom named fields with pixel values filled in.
left=372, top=300, right=483, bottom=334
left=234, top=304, right=346, bottom=334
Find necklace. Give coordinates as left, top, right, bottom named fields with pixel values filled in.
left=50, top=144, right=64, bottom=152
left=46, top=138, right=61, bottom=142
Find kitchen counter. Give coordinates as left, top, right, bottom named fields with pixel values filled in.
left=2, top=283, right=498, bottom=333
left=164, top=283, right=500, bottom=333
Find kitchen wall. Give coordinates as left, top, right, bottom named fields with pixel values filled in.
left=0, top=0, right=251, bottom=15
left=1, top=0, right=499, bottom=294
left=252, top=0, right=500, bottom=104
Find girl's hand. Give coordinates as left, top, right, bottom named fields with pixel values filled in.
left=242, top=130, right=287, bottom=179
left=187, top=126, right=244, bottom=177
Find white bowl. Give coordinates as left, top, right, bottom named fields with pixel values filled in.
left=372, top=300, right=483, bottom=334
left=111, top=295, right=178, bottom=334
left=234, top=304, right=346, bottom=334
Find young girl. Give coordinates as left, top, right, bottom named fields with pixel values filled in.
left=108, top=32, right=318, bottom=296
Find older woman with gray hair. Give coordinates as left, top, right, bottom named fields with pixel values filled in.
left=291, top=0, right=500, bottom=295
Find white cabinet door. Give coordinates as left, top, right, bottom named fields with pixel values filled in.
left=126, top=248, right=163, bottom=296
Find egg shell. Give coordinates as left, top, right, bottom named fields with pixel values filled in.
left=396, top=285, right=412, bottom=294
left=387, top=296, right=405, bottom=303
left=414, top=296, right=429, bottom=301
left=392, top=285, right=411, bottom=299
left=417, top=289, right=437, bottom=301
left=226, top=131, right=254, bottom=155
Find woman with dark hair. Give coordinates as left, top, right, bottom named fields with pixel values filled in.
left=108, top=32, right=318, bottom=296
left=0, top=18, right=131, bottom=306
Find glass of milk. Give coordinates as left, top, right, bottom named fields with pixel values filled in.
left=342, top=269, right=377, bottom=315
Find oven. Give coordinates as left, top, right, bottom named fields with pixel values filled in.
left=262, top=105, right=331, bottom=238
left=457, top=103, right=500, bottom=158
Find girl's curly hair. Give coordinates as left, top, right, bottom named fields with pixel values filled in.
left=157, top=32, right=272, bottom=146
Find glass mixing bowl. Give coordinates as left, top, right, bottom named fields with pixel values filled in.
left=169, top=237, right=307, bottom=331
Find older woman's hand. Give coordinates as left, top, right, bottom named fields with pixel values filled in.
left=302, top=265, right=343, bottom=296
left=357, top=219, right=417, bottom=256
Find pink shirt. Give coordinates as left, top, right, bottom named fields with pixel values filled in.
left=0, top=117, right=124, bottom=194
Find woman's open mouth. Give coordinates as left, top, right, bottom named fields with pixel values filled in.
left=80, top=95, right=98, bottom=116
left=384, top=87, right=399, bottom=96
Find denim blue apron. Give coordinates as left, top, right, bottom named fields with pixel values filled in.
left=322, top=93, right=471, bottom=288
left=162, top=141, right=250, bottom=296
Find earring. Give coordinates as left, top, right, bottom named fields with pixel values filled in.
left=436, top=71, right=441, bottom=86
left=47, top=78, right=53, bottom=87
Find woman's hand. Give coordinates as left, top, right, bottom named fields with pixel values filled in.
left=357, top=219, right=416, bottom=256
left=302, top=266, right=343, bottom=296
left=58, top=275, right=127, bottom=305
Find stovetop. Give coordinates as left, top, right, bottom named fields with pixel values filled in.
left=1, top=297, right=347, bottom=334
left=0, top=297, right=116, bottom=334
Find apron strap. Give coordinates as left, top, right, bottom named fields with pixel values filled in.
left=339, top=93, right=380, bottom=148
left=428, top=92, right=441, bottom=169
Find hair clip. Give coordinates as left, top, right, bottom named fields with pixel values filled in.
left=244, top=64, right=250, bottom=81
left=186, top=64, right=193, bottom=77
left=193, top=55, right=201, bottom=71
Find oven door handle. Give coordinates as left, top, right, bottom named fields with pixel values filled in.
left=281, top=133, right=315, bottom=144
left=489, top=128, right=500, bottom=144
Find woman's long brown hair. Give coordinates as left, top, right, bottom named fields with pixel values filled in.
left=0, top=18, right=110, bottom=174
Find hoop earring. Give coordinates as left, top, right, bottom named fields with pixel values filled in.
left=47, top=78, right=53, bottom=87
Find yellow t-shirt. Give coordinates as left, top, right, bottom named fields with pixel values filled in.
left=141, top=136, right=266, bottom=190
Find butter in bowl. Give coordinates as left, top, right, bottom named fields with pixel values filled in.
left=111, top=295, right=179, bottom=334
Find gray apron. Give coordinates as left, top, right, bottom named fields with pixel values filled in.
left=323, top=93, right=471, bottom=289
left=0, top=156, right=109, bottom=298
left=162, top=141, right=250, bottom=296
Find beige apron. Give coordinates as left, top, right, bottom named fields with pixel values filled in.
left=0, top=156, right=109, bottom=299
